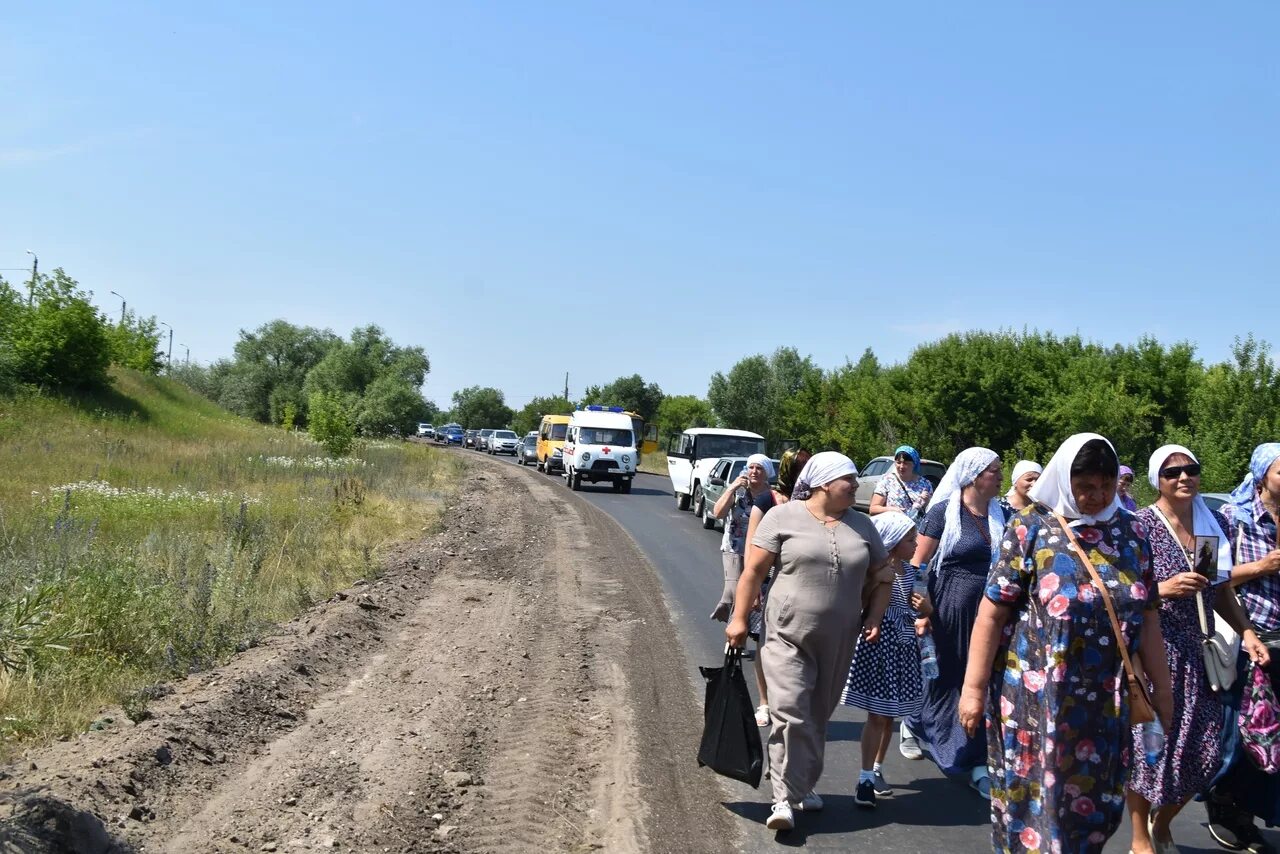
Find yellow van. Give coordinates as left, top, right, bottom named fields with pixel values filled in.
left=536, top=414, right=571, bottom=474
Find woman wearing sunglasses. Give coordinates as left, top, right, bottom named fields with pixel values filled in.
left=1205, top=443, right=1280, bottom=853
left=1125, top=446, right=1267, bottom=854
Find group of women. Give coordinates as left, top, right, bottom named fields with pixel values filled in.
left=714, top=434, right=1280, bottom=854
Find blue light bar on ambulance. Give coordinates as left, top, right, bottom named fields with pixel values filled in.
left=581, top=405, right=625, bottom=413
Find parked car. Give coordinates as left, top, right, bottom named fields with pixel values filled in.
left=443, top=426, right=465, bottom=445
left=464, top=429, right=479, bottom=448
left=476, top=428, right=495, bottom=451
left=1202, top=492, right=1231, bottom=514
left=517, top=435, right=538, bottom=465
left=695, top=456, right=780, bottom=530
left=489, top=429, right=519, bottom=455
left=853, top=455, right=947, bottom=512
left=416, top=423, right=434, bottom=439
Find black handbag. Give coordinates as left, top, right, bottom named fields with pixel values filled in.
left=697, top=647, right=764, bottom=787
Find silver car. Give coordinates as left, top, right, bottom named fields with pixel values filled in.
left=488, top=430, right=519, bottom=455
left=517, top=435, right=538, bottom=465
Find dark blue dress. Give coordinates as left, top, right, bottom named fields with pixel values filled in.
left=906, top=497, right=1006, bottom=775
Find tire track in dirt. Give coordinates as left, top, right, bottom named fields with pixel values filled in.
left=0, top=452, right=734, bottom=854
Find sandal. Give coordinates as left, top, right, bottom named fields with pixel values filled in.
left=755, top=704, right=771, bottom=727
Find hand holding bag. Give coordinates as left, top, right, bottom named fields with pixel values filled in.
left=1054, top=513, right=1157, bottom=725
left=697, top=647, right=764, bottom=787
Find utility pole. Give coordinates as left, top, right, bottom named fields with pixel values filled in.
left=564, top=372, right=569, bottom=402
left=109, top=290, right=126, bottom=325
left=24, top=250, right=37, bottom=305
left=181, top=344, right=190, bottom=365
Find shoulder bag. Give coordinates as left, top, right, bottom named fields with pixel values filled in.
left=1053, top=512, right=1157, bottom=724
left=1150, top=506, right=1237, bottom=693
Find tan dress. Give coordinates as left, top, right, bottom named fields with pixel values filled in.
left=752, top=501, right=888, bottom=804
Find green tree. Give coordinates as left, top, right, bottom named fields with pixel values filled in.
left=450, top=386, right=514, bottom=430
left=512, top=395, right=573, bottom=436
left=105, top=308, right=165, bottom=373
left=4, top=269, right=111, bottom=390
left=707, top=348, right=822, bottom=446
left=307, top=391, right=357, bottom=456
left=302, top=325, right=430, bottom=436
left=579, top=374, right=664, bottom=421
left=219, top=320, right=339, bottom=424
left=654, top=395, right=715, bottom=443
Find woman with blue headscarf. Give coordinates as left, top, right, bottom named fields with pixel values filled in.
left=870, top=445, right=933, bottom=522
left=1205, top=443, right=1280, bottom=852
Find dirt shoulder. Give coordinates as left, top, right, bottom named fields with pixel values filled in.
left=0, top=451, right=733, bottom=853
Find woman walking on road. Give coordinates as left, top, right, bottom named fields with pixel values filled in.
left=840, top=512, right=929, bottom=807
left=870, top=445, right=933, bottom=521
left=900, top=447, right=1007, bottom=797
left=1204, top=443, right=1280, bottom=853
left=709, top=454, right=775, bottom=622
left=1127, top=445, right=1268, bottom=854
left=959, top=433, right=1175, bottom=854
left=1000, top=459, right=1042, bottom=516
left=727, top=452, right=892, bottom=832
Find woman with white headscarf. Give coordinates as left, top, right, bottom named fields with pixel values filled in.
left=899, top=447, right=1005, bottom=796
left=1000, top=459, right=1042, bottom=516
left=727, top=452, right=892, bottom=832
left=958, top=433, right=1174, bottom=854
left=1204, top=443, right=1280, bottom=851
left=1126, top=445, right=1267, bottom=854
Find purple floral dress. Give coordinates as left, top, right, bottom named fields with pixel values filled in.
left=985, top=506, right=1157, bottom=854
left=1126, top=506, right=1225, bottom=807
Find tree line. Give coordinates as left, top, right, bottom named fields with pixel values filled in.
left=0, top=271, right=164, bottom=394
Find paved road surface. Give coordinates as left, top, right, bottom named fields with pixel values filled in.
left=482, top=448, right=1275, bottom=853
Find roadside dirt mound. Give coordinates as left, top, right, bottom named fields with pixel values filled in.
left=0, top=454, right=733, bottom=853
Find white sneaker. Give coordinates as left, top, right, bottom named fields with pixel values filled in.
left=791, top=791, right=823, bottom=811
left=766, top=801, right=794, bottom=830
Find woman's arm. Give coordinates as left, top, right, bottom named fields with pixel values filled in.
left=959, top=598, right=1013, bottom=736
left=869, top=494, right=891, bottom=515
left=727, top=544, right=774, bottom=648
left=1213, top=589, right=1271, bottom=666
left=1139, top=612, right=1174, bottom=730
left=712, top=475, right=748, bottom=519
left=911, top=534, right=939, bottom=568
left=860, top=560, right=894, bottom=642
left=1229, top=549, right=1280, bottom=587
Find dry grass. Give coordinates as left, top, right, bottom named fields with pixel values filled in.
left=0, top=369, right=461, bottom=750
left=638, top=449, right=667, bottom=476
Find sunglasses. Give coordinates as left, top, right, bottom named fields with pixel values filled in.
left=1159, top=463, right=1202, bottom=480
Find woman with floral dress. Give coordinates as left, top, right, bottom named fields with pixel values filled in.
left=870, top=445, right=934, bottom=522
left=959, top=433, right=1175, bottom=854
left=1126, top=445, right=1267, bottom=854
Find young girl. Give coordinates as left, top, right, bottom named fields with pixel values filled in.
left=840, top=511, right=932, bottom=807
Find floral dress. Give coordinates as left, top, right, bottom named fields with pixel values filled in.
left=985, top=505, right=1157, bottom=854
left=874, top=473, right=933, bottom=521
left=1127, top=507, right=1226, bottom=808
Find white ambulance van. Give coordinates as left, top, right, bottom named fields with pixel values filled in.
left=563, top=406, right=638, bottom=493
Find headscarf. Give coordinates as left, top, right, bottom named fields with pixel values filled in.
left=745, top=453, right=775, bottom=480
left=1229, top=443, right=1280, bottom=522
left=1148, top=444, right=1231, bottom=580
left=776, top=449, right=801, bottom=498
left=872, top=511, right=917, bottom=553
left=893, top=445, right=921, bottom=474
left=1119, top=465, right=1135, bottom=481
left=792, top=451, right=859, bottom=501
left=927, top=447, right=1003, bottom=568
left=1028, top=433, right=1123, bottom=526
left=1005, top=460, right=1043, bottom=499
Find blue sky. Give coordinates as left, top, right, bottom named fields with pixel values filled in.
left=3, top=3, right=1276, bottom=409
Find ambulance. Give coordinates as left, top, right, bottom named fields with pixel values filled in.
left=562, top=406, right=638, bottom=493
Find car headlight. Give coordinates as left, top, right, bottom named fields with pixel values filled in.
left=622, top=455, right=630, bottom=463
left=552, top=448, right=562, bottom=457
left=581, top=452, right=591, bottom=461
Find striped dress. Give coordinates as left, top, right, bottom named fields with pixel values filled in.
left=841, top=560, right=924, bottom=717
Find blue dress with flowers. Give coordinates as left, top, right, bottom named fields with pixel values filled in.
left=984, top=505, right=1157, bottom=854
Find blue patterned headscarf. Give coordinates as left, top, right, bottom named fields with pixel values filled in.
left=1230, top=443, right=1280, bottom=520
left=894, top=445, right=921, bottom=473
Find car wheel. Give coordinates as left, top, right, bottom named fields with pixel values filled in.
left=692, top=489, right=705, bottom=518
left=701, top=499, right=717, bottom=529
left=620, top=479, right=632, bottom=494
left=570, top=471, right=582, bottom=491
left=675, top=490, right=690, bottom=511
left=612, top=480, right=623, bottom=493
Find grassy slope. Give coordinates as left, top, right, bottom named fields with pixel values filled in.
left=0, top=369, right=460, bottom=749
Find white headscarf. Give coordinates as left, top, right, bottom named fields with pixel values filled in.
left=871, top=512, right=917, bottom=553
left=1148, top=444, right=1232, bottom=581
left=1028, top=433, right=1123, bottom=526
left=792, top=451, right=859, bottom=501
left=746, top=453, right=775, bottom=480
left=1005, top=460, right=1043, bottom=499
left=927, top=447, right=1003, bottom=568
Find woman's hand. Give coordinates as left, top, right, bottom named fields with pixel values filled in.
left=910, top=592, right=933, bottom=617
left=914, top=617, right=930, bottom=636
left=1261, top=549, right=1280, bottom=576
left=1243, top=629, right=1272, bottom=668
left=1159, top=571, right=1208, bottom=599
left=959, top=687, right=985, bottom=737
left=726, top=615, right=749, bottom=649
left=863, top=623, right=881, bottom=643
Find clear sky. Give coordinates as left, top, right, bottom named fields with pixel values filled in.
left=3, top=3, right=1276, bottom=409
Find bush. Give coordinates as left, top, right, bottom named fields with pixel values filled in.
left=308, top=391, right=357, bottom=456
left=2, top=271, right=111, bottom=391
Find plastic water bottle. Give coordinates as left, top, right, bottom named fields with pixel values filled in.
left=1141, top=719, right=1165, bottom=767
left=918, top=632, right=940, bottom=681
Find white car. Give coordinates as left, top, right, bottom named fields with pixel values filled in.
left=488, top=430, right=520, bottom=455
left=562, top=407, right=637, bottom=493
left=416, top=423, right=433, bottom=438
left=667, top=428, right=767, bottom=511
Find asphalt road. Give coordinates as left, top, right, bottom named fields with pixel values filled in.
left=469, top=445, right=1273, bottom=853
